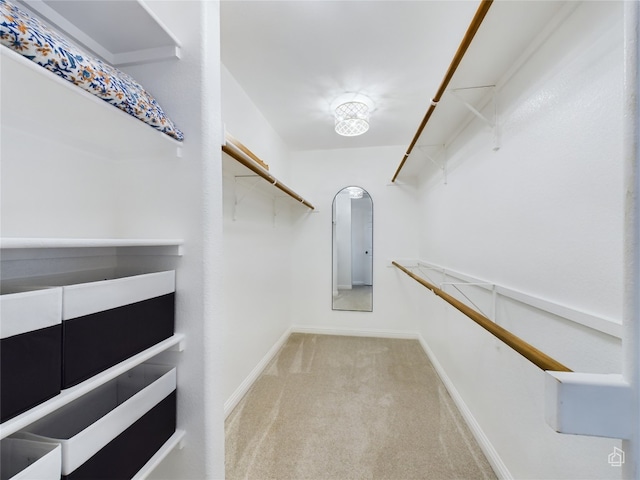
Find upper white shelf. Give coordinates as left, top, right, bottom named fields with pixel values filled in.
left=18, top=0, right=181, bottom=66
left=222, top=136, right=315, bottom=211
left=1, top=46, right=183, bottom=159
left=0, top=238, right=184, bottom=257
left=396, top=1, right=574, bottom=180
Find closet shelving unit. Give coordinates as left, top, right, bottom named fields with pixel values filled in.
left=222, top=132, right=315, bottom=211
left=391, top=0, right=573, bottom=182
left=1, top=1, right=186, bottom=477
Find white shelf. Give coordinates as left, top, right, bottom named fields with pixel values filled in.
left=133, top=429, right=186, bottom=480
left=222, top=147, right=315, bottom=211
left=0, top=46, right=183, bottom=160
left=0, top=333, right=185, bottom=440
left=18, top=0, right=181, bottom=66
left=0, top=237, right=184, bottom=257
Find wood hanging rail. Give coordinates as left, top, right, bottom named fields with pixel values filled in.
left=392, top=261, right=572, bottom=372
left=222, top=134, right=315, bottom=210
left=391, top=0, right=493, bottom=183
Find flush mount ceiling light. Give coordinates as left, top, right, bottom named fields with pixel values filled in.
left=332, top=94, right=374, bottom=137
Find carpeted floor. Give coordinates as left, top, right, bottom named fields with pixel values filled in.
left=225, top=333, right=497, bottom=480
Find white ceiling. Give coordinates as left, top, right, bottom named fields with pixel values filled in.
left=220, top=1, right=481, bottom=152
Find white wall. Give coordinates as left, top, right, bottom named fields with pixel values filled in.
left=418, top=2, right=622, bottom=324
left=289, top=145, right=420, bottom=336
left=110, top=2, right=225, bottom=478
left=410, top=2, right=624, bottom=478
left=221, top=63, right=298, bottom=413
left=222, top=65, right=291, bottom=183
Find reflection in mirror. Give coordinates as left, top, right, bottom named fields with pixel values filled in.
left=332, top=186, right=373, bottom=311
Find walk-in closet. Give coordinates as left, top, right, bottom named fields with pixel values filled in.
left=1, top=0, right=638, bottom=479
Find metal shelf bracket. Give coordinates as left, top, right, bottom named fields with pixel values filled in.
left=232, top=175, right=262, bottom=221
left=416, top=144, right=447, bottom=184
left=448, top=85, right=500, bottom=151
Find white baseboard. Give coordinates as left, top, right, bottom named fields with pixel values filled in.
left=291, top=325, right=419, bottom=340
left=416, top=334, right=512, bottom=480
left=224, top=327, right=292, bottom=418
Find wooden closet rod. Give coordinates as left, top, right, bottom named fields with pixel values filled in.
left=222, top=142, right=315, bottom=210
left=391, top=261, right=572, bottom=372
left=391, top=0, right=493, bottom=183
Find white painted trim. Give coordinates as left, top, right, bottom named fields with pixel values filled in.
left=224, top=328, right=292, bottom=418
left=416, top=334, right=512, bottom=480
left=416, top=259, right=622, bottom=339
left=290, top=325, right=418, bottom=340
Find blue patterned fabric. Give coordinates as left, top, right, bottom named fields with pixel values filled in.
left=0, top=0, right=184, bottom=141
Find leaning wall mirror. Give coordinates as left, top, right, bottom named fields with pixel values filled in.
left=332, top=186, right=373, bottom=311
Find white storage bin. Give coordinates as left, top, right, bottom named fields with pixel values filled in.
left=0, top=287, right=62, bottom=422
left=20, top=362, right=176, bottom=479
left=0, top=437, right=61, bottom=480
left=61, top=270, right=175, bottom=320
left=58, top=270, right=176, bottom=388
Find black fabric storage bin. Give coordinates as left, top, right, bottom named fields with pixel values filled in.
left=60, top=271, right=175, bottom=388
left=19, top=363, right=176, bottom=479
left=0, top=288, right=62, bottom=423
left=63, top=391, right=176, bottom=480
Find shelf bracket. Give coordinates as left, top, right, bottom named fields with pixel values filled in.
left=232, top=175, right=262, bottom=221
left=441, top=282, right=495, bottom=320
left=416, top=144, right=447, bottom=184
left=448, top=85, right=500, bottom=151
left=273, top=197, right=278, bottom=227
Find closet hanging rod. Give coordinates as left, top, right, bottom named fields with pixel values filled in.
left=391, top=0, right=493, bottom=183
left=391, top=261, right=572, bottom=372
left=221, top=141, right=315, bottom=210
left=225, top=132, right=270, bottom=171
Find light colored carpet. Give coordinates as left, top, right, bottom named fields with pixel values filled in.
left=333, top=286, right=373, bottom=311
left=225, top=333, right=496, bottom=480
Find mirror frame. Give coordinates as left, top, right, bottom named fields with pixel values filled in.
left=331, top=186, right=373, bottom=312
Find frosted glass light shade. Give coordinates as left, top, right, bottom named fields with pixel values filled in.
left=334, top=101, right=370, bottom=136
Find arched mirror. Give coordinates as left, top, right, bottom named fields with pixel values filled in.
left=332, top=186, right=373, bottom=311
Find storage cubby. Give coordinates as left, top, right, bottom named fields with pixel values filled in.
left=0, top=243, right=185, bottom=478
left=0, top=45, right=182, bottom=162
